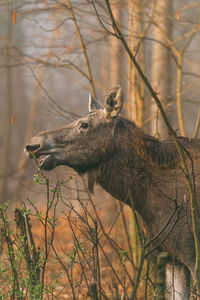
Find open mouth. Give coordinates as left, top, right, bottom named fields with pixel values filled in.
left=35, top=153, right=55, bottom=170
left=38, top=154, right=51, bottom=168
left=26, top=150, right=55, bottom=170
left=33, top=153, right=55, bottom=170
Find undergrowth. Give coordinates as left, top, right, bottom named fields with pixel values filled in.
left=0, top=168, right=156, bottom=300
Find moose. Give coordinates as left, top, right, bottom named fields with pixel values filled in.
left=26, top=86, right=200, bottom=299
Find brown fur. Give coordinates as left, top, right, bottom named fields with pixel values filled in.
left=26, top=86, right=200, bottom=279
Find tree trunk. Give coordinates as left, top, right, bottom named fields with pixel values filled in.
left=109, top=1, right=123, bottom=87
left=15, top=69, right=45, bottom=194
left=0, top=10, right=13, bottom=204
left=150, top=0, right=172, bottom=138
left=128, top=0, right=145, bottom=127
left=106, top=1, right=125, bottom=245
left=156, top=252, right=169, bottom=300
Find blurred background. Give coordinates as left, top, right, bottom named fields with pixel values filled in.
left=1, top=0, right=200, bottom=298
left=1, top=0, right=200, bottom=207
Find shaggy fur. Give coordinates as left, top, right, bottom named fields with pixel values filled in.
left=26, top=86, right=200, bottom=293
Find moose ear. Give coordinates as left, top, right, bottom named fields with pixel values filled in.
left=104, top=85, right=123, bottom=118
left=88, top=93, right=104, bottom=112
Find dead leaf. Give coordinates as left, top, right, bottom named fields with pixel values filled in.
left=67, top=45, right=71, bottom=54
left=57, top=28, right=61, bottom=38
left=11, top=113, right=15, bottom=125
left=177, top=9, right=180, bottom=22
left=13, top=10, right=16, bottom=25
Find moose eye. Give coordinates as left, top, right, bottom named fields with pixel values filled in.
left=80, top=122, right=89, bottom=129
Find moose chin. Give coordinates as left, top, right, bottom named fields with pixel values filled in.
left=26, top=85, right=200, bottom=300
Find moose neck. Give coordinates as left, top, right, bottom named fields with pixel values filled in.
left=86, top=116, right=179, bottom=221
left=87, top=118, right=152, bottom=216
left=93, top=151, right=150, bottom=210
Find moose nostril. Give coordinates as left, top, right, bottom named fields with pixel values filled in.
left=26, top=144, right=40, bottom=152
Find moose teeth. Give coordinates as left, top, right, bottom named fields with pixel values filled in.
left=38, top=155, right=48, bottom=166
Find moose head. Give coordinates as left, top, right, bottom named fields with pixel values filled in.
left=25, top=85, right=123, bottom=173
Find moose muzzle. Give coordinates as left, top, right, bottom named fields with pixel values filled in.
left=25, top=136, right=56, bottom=170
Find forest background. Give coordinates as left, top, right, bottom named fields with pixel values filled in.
left=0, top=0, right=200, bottom=299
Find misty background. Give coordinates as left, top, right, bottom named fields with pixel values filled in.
left=0, top=0, right=200, bottom=222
